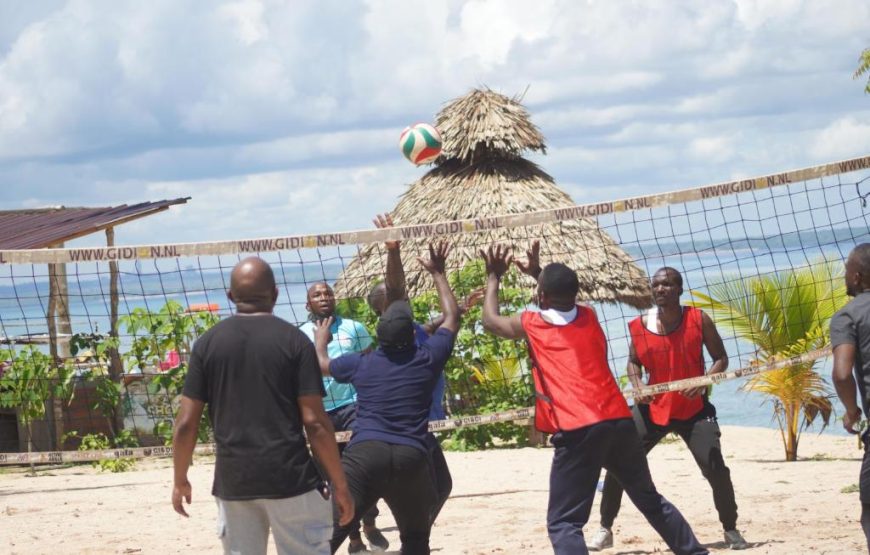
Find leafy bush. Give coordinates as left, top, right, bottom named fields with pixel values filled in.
left=66, top=430, right=139, bottom=473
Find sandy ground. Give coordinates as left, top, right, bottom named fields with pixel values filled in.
left=0, top=425, right=865, bottom=554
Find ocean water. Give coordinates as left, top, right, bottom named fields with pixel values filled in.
left=0, top=241, right=862, bottom=438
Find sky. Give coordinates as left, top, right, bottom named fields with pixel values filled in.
left=1, top=0, right=869, bottom=249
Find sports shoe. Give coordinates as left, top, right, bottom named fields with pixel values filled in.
left=587, top=527, right=613, bottom=551
left=364, top=527, right=390, bottom=551
left=347, top=540, right=369, bottom=553
left=724, top=529, right=749, bottom=550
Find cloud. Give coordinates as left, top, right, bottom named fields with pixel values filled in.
left=810, top=115, right=870, bottom=160
left=0, top=0, right=869, bottom=250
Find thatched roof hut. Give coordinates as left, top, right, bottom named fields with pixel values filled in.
left=335, top=89, right=651, bottom=308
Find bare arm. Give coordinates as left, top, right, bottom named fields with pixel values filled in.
left=374, top=214, right=406, bottom=307
left=701, top=311, right=728, bottom=374
left=298, top=395, right=354, bottom=526
left=626, top=341, right=653, bottom=404
left=833, top=343, right=861, bottom=433
left=172, top=395, right=205, bottom=517
left=313, top=317, right=334, bottom=376
left=480, top=244, right=526, bottom=340
left=683, top=311, right=728, bottom=399
left=418, top=242, right=460, bottom=333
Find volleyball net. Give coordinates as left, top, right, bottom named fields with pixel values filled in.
left=1, top=155, right=868, bottom=465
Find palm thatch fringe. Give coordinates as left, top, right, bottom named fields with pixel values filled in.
left=435, top=88, right=545, bottom=163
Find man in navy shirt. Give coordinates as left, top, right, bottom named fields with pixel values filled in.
left=314, top=242, right=460, bottom=555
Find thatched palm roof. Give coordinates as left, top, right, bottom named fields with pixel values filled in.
left=436, top=88, right=545, bottom=162
left=334, top=89, right=651, bottom=309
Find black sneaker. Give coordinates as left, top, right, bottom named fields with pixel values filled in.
left=364, top=528, right=390, bottom=551
left=347, top=540, right=369, bottom=554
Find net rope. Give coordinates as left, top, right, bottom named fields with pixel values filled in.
left=0, top=154, right=868, bottom=464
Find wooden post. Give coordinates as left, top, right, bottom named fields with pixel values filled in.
left=106, top=227, right=124, bottom=436
left=46, top=243, right=72, bottom=450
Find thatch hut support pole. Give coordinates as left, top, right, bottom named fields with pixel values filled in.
left=106, top=227, right=124, bottom=436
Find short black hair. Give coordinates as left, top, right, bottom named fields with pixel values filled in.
left=851, top=243, right=870, bottom=275
left=654, top=266, right=683, bottom=287
left=539, top=263, right=579, bottom=298
left=367, top=281, right=386, bottom=308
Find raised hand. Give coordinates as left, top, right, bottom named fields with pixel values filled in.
left=373, top=213, right=399, bottom=250
left=463, top=287, right=485, bottom=311
left=479, top=244, right=513, bottom=278
left=313, top=316, right=334, bottom=346
left=418, top=241, right=450, bottom=275
left=514, top=240, right=542, bottom=279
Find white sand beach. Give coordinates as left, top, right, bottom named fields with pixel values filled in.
left=0, top=425, right=864, bottom=554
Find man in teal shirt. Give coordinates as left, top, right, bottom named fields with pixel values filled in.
left=299, top=281, right=388, bottom=554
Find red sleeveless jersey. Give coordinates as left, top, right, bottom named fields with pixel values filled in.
left=629, top=306, right=705, bottom=425
left=522, top=306, right=630, bottom=432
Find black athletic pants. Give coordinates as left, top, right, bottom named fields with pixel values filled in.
left=547, top=418, right=707, bottom=555
left=860, top=431, right=870, bottom=553
left=330, top=441, right=437, bottom=555
left=599, top=402, right=739, bottom=532
left=327, top=404, right=379, bottom=540
left=427, top=434, right=452, bottom=524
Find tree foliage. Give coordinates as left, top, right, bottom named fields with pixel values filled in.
left=855, top=47, right=870, bottom=94
left=688, top=260, right=848, bottom=461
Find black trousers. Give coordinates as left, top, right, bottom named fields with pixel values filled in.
left=599, top=402, right=739, bottom=531
left=427, top=434, right=452, bottom=524
left=330, top=441, right=436, bottom=555
left=860, top=431, right=870, bottom=552
left=547, top=418, right=706, bottom=555
left=327, top=404, right=379, bottom=538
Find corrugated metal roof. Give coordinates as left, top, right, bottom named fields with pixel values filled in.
left=0, top=198, right=190, bottom=250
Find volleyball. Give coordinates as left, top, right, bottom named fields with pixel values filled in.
left=399, top=123, right=442, bottom=165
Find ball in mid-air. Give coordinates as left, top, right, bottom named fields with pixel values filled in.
left=399, top=123, right=442, bottom=165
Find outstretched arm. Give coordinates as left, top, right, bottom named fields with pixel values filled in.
left=480, top=244, right=526, bottom=340
left=374, top=213, right=405, bottom=308
left=418, top=242, right=460, bottom=333
left=172, top=395, right=205, bottom=517
left=298, top=395, right=354, bottom=526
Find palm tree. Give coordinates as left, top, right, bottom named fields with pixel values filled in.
left=855, top=47, right=870, bottom=94
left=688, top=261, right=848, bottom=461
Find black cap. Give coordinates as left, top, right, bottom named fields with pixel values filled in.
left=376, top=300, right=415, bottom=351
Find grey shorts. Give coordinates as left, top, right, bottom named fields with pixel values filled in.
left=216, top=488, right=332, bottom=555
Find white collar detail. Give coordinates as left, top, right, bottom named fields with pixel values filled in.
left=540, top=306, right=578, bottom=326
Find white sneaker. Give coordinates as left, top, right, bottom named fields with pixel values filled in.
left=724, top=529, right=749, bottom=550
left=587, top=527, right=613, bottom=551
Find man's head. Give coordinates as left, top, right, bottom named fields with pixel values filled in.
left=227, top=257, right=278, bottom=313
left=650, top=267, right=683, bottom=308
left=306, top=282, right=336, bottom=319
left=845, top=243, right=870, bottom=297
left=376, top=300, right=415, bottom=352
left=367, top=282, right=387, bottom=316
left=536, top=263, right=579, bottom=311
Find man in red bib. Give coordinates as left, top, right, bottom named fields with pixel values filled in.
left=588, top=267, right=747, bottom=551
left=480, top=244, right=707, bottom=555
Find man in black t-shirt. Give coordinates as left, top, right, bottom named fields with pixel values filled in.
left=172, top=256, right=353, bottom=555
left=832, top=243, right=870, bottom=551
